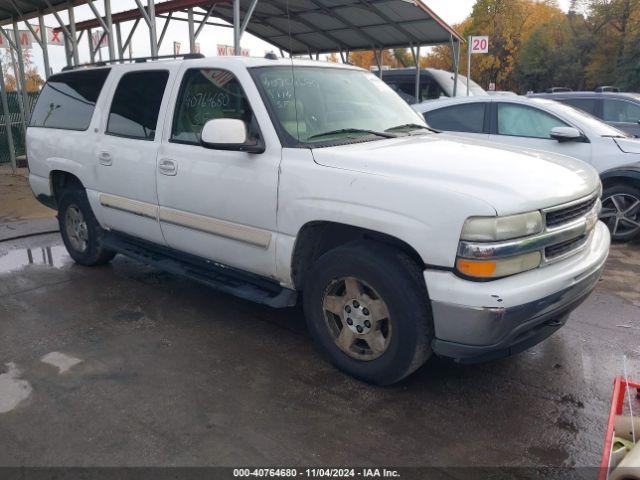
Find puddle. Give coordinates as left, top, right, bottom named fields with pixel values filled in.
left=41, top=352, right=82, bottom=374
left=0, top=363, right=32, bottom=413
left=0, top=245, right=71, bottom=273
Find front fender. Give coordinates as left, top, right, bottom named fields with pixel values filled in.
left=275, top=149, right=496, bottom=285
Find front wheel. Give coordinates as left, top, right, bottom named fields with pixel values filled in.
left=303, top=241, right=433, bottom=385
left=58, top=188, right=116, bottom=266
left=601, top=184, right=640, bottom=242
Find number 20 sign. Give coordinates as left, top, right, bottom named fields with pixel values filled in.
left=470, top=36, right=489, bottom=54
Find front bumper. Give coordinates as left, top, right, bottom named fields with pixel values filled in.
left=426, top=221, right=610, bottom=363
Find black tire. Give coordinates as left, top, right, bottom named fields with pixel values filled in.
left=303, top=240, right=433, bottom=385
left=58, top=187, right=116, bottom=266
left=601, top=183, right=640, bottom=242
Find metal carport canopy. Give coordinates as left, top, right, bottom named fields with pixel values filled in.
left=216, top=0, right=464, bottom=54
left=0, top=0, right=87, bottom=25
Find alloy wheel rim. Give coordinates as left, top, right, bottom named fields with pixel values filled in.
left=322, top=276, right=392, bottom=361
left=600, top=193, right=640, bottom=238
left=65, top=205, right=89, bottom=253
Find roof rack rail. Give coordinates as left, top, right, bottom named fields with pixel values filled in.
left=61, top=53, right=204, bottom=71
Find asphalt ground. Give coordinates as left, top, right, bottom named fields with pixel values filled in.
left=0, top=231, right=639, bottom=472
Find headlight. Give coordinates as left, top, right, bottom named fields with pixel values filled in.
left=460, top=211, right=543, bottom=241
left=456, top=251, right=542, bottom=279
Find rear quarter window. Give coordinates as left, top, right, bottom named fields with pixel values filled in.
left=560, top=98, right=599, bottom=117
left=29, top=68, right=111, bottom=131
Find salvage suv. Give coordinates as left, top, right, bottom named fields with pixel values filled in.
left=27, top=56, right=610, bottom=385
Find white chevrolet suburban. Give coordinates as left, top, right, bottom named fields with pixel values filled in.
left=27, top=55, right=610, bottom=385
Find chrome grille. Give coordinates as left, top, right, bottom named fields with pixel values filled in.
left=545, top=196, right=598, bottom=228
left=545, top=234, right=588, bottom=260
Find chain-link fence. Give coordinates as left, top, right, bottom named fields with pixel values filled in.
left=0, top=92, right=39, bottom=165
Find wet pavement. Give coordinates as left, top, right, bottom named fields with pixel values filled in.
left=0, top=232, right=639, bottom=468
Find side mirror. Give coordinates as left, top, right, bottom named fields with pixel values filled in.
left=201, top=118, right=265, bottom=153
left=550, top=126, right=586, bottom=143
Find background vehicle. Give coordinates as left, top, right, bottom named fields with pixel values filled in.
left=487, top=91, right=518, bottom=97
left=27, top=57, right=609, bottom=384
left=380, top=68, right=487, bottom=103
left=415, top=96, right=640, bottom=241
left=529, top=91, right=640, bottom=137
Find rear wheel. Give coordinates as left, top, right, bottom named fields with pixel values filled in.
left=601, top=184, right=640, bottom=242
left=303, top=241, right=433, bottom=385
left=58, top=188, right=116, bottom=266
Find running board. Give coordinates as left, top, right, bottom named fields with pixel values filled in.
left=103, top=232, right=297, bottom=308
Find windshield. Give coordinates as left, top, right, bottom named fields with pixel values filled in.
left=252, top=66, right=428, bottom=146
left=532, top=99, right=629, bottom=137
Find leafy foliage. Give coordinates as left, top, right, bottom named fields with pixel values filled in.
left=340, top=0, right=640, bottom=93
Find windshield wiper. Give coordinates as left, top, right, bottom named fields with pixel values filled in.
left=307, top=128, right=398, bottom=140
left=385, top=123, right=440, bottom=133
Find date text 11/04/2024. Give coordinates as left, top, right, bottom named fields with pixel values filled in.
left=232, top=468, right=401, bottom=478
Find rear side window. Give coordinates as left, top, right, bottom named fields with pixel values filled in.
left=561, top=98, right=599, bottom=116
left=107, top=70, right=169, bottom=140
left=603, top=99, right=640, bottom=123
left=424, top=103, right=486, bottom=133
left=30, top=68, right=110, bottom=130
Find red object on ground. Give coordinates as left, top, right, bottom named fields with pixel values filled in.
left=599, top=376, right=640, bottom=480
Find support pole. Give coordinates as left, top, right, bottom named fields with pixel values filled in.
left=147, top=0, right=157, bottom=57
left=88, top=27, right=95, bottom=62
left=158, top=13, right=172, bottom=49
left=195, top=5, right=215, bottom=38
left=38, top=11, right=50, bottom=78
left=12, top=19, right=30, bottom=127
left=68, top=1, right=79, bottom=65
left=467, top=35, right=471, bottom=96
left=374, top=48, right=382, bottom=78
left=233, top=0, right=240, bottom=55
left=411, top=45, right=421, bottom=104
left=104, top=0, right=115, bottom=61
left=449, top=35, right=459, bottom=97
left=0, top=66, right=16, bottom=171
left=187, top=8, right=195, bottom=53
left=239, top=0, right=258, bottom=37
left=115, top=22, right=123, bottom=62
left=122, top=18, right=140, bottom=55
left=43, top=0, right=72, bottom=67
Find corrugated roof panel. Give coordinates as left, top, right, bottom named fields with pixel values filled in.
left=361, top=24, right=409, bottom=44
left=248, top=23, right=284, bottom=39
left=402, top=20, right=452, bottom=44
left=332, top=6, right=384, bottom=27
left=328, top=28, right=371, bottom=46
left=268, top=16, right=315, bottom=34
left=0, top=0, right=462, bottom=54
left=252, top=2, right=286, bottom=16
left=318, top=0, right=361, bottom=7
left=375, top=1, right=432, bottom=22
left=298, top=12, right=347, bottom=30
left=268, top=34, right=312, bottom=52
left=295, top=31, right=340, bottom=50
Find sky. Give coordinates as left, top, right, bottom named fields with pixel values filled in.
left=5, top=0, right=573, bottom=78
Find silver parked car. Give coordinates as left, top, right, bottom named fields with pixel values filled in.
left=415, top=95, right=640, bottom=241
left=529, top=91, right=640, bottom=137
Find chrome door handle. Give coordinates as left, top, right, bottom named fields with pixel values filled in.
left=98, top=151, right=112, bottom=166
left=158, top=159, right=178, bottom=176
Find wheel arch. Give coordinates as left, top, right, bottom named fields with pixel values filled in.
left=600, top=169, right=640, bottom=190
left=49, top=170, right=85, bottom=207
left=290, top=221, right=425, bottom=290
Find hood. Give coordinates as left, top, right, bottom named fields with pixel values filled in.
left=311, top=133, right=600, bottom=216
left=614, top=137, right=640, bottom=154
